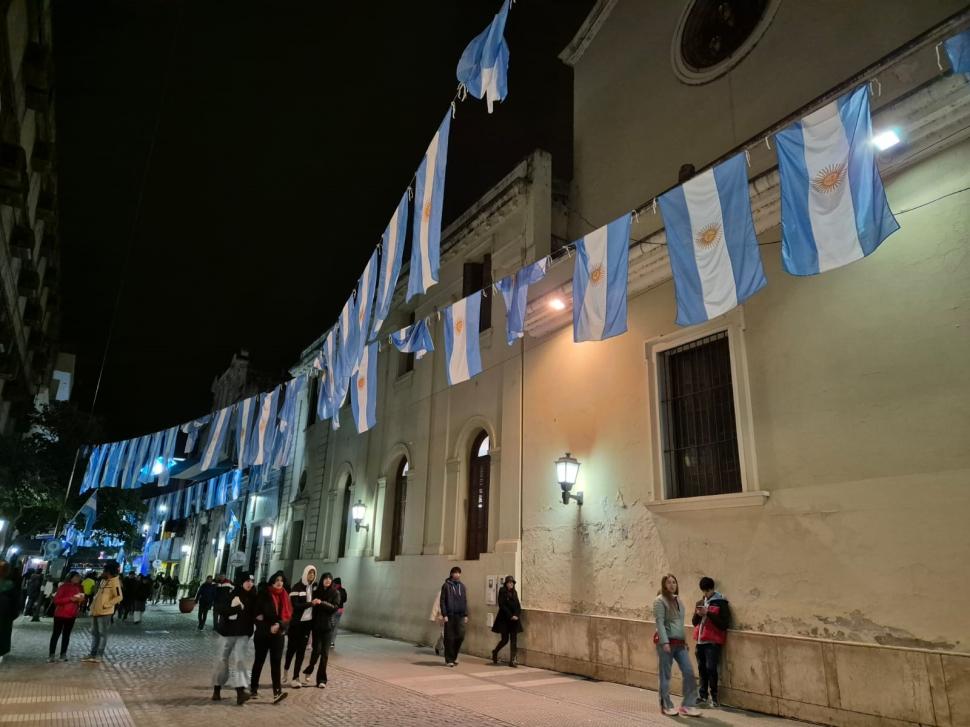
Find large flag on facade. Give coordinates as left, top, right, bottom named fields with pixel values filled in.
left=200, top=405, right=233, bottom=470
left=248, top=386, right=280, bottom=466
left=497, top=257, right=548, bottom=345
left=572, top=213, right=631, bottom=342
left=273, top=374, right=307, bottom=469
left=79, top=492, right=97, bottom=538
left=944, top=29, right=970, bottom=73
left=390, top=318, right=435, bottom=359
left=456, top=0, right=510, bottom=113
left=316, top=329, right=338, bottom=422
left=775, top=85, right=899, bottom=275
left=236, top=395, right=257, bottom=468
left=659, top=153, right=767, bottom=326
left=372, top=191, right=408, bottom=340
left=354, top=250, right=379, bottom=363
left=408, top=111, right=452, bottom=301
left=351, top=341, right=379, bottom=433
left=444, top=291, right=483, bottom=385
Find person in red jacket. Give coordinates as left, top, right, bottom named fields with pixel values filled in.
left=691, top=576, right=731, bottom=708
left=49, top=572, right=86, bottom=662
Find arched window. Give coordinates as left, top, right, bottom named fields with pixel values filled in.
left=337, top=478, right=351, bottom=559
left=390, top=459, right=408, bottom=560
left=466, top=432, right=490, bottom=560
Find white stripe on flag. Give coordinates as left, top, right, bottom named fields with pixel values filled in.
left=683, top=169, right=738, bottom=320
left=579, top=225, right=608, bottom=340
left=448, top=297, right=470, bottom=384
left=419, top=131, right=440, bottom=287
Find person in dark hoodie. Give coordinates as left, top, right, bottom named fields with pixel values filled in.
left=195, top=575, right=218, bottom=631
left=250, top=571, right=291, bottom=703
left=330, top=577, right=347, bottom=648
left=490, top=575, right=522, bottom=667
left=692, top=576, right=731, bottom=708
left=301, top=571, right=340, bottom=688
left=212, top=571, right=257, bottom=706
left=439, top=566, right=468, bottom=667
left=284, top=564, right=317, bottom=688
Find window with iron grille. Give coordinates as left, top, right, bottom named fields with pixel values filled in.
left=658, top=331, right=742, bottom=499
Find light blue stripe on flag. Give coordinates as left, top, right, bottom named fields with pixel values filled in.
left=776, top=84, right=898, bottom=275
left=79, top=493, right=97, bottom=538
left=444, top=292, right=483, bottom=385
left=236, top=395, right=257, bottom=467
left=944, top=29, right=970, bottom=73
left=99, top=441, right=126, bottom=488
left=390, top=319, right=435, bottom=359
left=200, top=405, right=233, bottom=470
left=572, top=214, right=631, bottom=342
left=372, top=191, right=408, bottom=339
left=273, top=374, right=307, bottom=469
left=659, top=153, right=766, bottom=326
left=338, top=295, right=357, bottom=376
left=122, top=436, right=150, bottom=490
left=456, top=0, right=510, bottom=113
left=408, top=110, right=452, bottom=301
left=497, top=257, right=548, bottom=345
left=354, top=250, right=379, bottom=363
left=248, top=386, right=280, bottom=467
left=181, top=415, right=211, bottom=455
left=138, top=431, right=163, bottom=485
left=157, top=426, right=179, bottom=486
left=351, top=341, right=379, bottom=433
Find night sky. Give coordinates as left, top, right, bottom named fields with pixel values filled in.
left=52, top=1, right=593, bottom=440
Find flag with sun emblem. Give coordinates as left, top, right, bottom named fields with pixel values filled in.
left=443, top=291, right=483, bottom=385
left=659, top=153, right=766, bottom=326
left=456, top=0, right=510, bottom=113
left=572, top=213, right=631, bottom=342
left=408, top=110, right=452, bottom=301
left=351, top=341, right=379, bottom=433
left=775, top=84, right=899, bottom=276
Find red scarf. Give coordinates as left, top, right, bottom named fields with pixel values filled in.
left=270, top=585, right=292, bottom=622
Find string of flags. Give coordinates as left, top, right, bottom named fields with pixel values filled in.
left=74, top=12, right=967, bottom=505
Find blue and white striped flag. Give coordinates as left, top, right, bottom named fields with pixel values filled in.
left=122, top=436, right=150, bottom=490
left=200, top=405, right=233, bottom=471
left=316, top=328, right=339, bottom=423
left=182, top=485, right=193, bottom=519
left=390, top=318, right=435, bottom=359
left=338, top=296, right=358, bottom=377
left=351, top=341, right=379, bottom=433
left=225, top=507, right=240, bottom=544
left=138, top=430, right=163, bottom=485
left=236, top=395, right=257, bottom=468
left=157, top=426, right=179, bottom=486
left=444, top=291, right=483, bottom=385
left=354, top=250, right=379, bottom=362
left=273, top=374, right=306, bottom=469
left=372, top=191, right=408, bottom=340
left=408, top=110, right=452, bottom=301
left=248, top=386, right=280, bottom=467
left=496, top=257, right=549, bottom=345
left=99, top=441, right=127, bottom=488
left=775, top=85, right=899, bottom=276
left=944, top=29, right=970, bottom=73
left=572, top=214, right=631, bottom=342
left=78, top=492, right=97, bottom=538
left=456, top=0, right=510, bottom=113
left=659, top=153, right=767, bottom=326
left=80, top=444, right=107, bottom=494
left=181, top=415, right=211, bottom=455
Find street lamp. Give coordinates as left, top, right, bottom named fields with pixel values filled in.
left=351, top=500, right=369, bottom=532
left=142, top=523, right=150, bottom=533
left=555, top=453, right=583, bottom=506
left=181, top=544, right=191, bottom=555
left=261, top=525, right=273, bottom=539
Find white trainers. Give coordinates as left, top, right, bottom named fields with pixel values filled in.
left=289, top=679, right=300, bottom=689
left=301, top=673, right=312, bottom=685
left=661, top=705, right=679, bottom=716
left=679, top=706, right=703, bottom=717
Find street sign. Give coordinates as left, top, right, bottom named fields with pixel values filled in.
left=229, top=551, right=247, bottom=567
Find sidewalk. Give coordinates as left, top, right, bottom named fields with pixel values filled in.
left=0, top=604, right=812, bottom=726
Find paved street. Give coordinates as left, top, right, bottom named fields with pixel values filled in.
left=0, top=605, right=811, bottom=726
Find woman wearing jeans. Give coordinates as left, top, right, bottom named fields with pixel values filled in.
left=49, top=572, right=85, bottom=661
left=653, top=574, right=701, bottom=717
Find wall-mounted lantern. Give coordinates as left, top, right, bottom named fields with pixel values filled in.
left=352, top=500, right=369, bottom=532
left=555, top=452, right=583, bottom=506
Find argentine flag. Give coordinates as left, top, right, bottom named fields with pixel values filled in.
left=944, top=29, right=970, bottom=73
left=200, top=405, right=233, bottom=470
left=572, top=214, right=631, bottom=342
left=338, top=295, right=358, bottom=375
left=273, top=375, right=306, bottom=469
left=248, top=386, right=280, bottom=466
left=354, top=250, right=379, bottom=361
left=351, top=341, right=379, bottom=433
left=497, top=257, right=548, bottom=345
left=456, top=0, right=510, bottom=114
left=659, top=153, right=767, bottom=326
left=225, top=507, right=240, bottom=544
left=444, top=291, right=483, bottom=385
left=157, top=426, right=179, bottom=486
left=372, top=191, right=408, bottom=340
left=100, top=440, right=127, bottom=488
left=390, top=318, right=435, bottom=359
left=408, top=111, right=452, bottom=301
left=236, top=395, right=257, bottom=467
left=78, top=492, right=97, bottom=538
left=122, top=436, right=149, bottom=490
left=775, top=85, right=899, bottom=276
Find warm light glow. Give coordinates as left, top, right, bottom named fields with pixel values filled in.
left=555, top=453, right=581, bottom=487
left=549, top=297, right=566, bottom=311
left=872, top=129, right=901, bottom=151
left=351, top=500, right=366, bottom=522
left=261, top=525, right=273, bottom=538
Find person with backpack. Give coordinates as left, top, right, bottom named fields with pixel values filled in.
left=490, top=575, right=522, bottom=667
left=653, top=573, right=701, bottom=717
left=212, top=571, right=257, bottom=706
left=692, top=576, right=731, bottom=708
left=49, top=572, right=85, bottom=661
left=250, top=571, right=291, bottom=703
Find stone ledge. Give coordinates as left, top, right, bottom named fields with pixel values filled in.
left=646, top=490, right=769, bottom=513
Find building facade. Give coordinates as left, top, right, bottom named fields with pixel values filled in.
left=0, top=0, right=62, bottom=433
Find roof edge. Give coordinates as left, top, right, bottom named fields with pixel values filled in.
left=558, top=0, right=618, bottom=67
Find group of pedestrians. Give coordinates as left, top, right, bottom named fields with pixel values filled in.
left=210, top=565, right=348, bottom=706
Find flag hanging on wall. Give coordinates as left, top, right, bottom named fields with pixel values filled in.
left=944, top=29, right=970, bottom=73
left=444, top=291, right=483, bottom=385
left=236, top=395, right=257, bottom=468
left=248, top=386, right=280, bottom=467
left=408, top=110, right=452, bottom=301
left=572, top=213, right=631, bottom=342
left=338, top=295, right=358, bottom=377
left=273, top=374, right=307, bottom=469
left=456, top=0, right=510, bottom=113
left=497, top=257, right=549, bottom=345
left=200, top=405, right=233, bottom=471
left=775, top=84, right=899, bottom=275
left=351, top=341, right=379, bottom=433
left=372, top=191, right=409, bottom=340
left=390, top=318, right=435, bottom=359
left=353, top=250, right=379, bottom=364
left=659, top=153, right=767, bottom=326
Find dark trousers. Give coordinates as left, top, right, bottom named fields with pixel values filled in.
left=443, top=617, right=466, bottom=663
left=198, top=604, right=212, bottom=629
left=696, top=643, right=722, bottom=700
left=304, top=627, right=332, bottom=684
left=49, top=617, right=76, bottom=657
left=284, top=620, right=312, bottom=679
left=251, top=633, right=284, bottom=693
left=493, top=631, right=518, bottom=659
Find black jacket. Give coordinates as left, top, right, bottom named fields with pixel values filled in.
left=288, top=580, right=316, bottom=627
left=440, top=579, right=468, bottom=618
left=195, top=581, right=218, bottom=606
left=253, top=586, right=289, bottom=638
left=311, top=583, right=341, bottom=633
left=491, top=587, right=523, bottom=635
left=214, top=585, right=256, bottom=637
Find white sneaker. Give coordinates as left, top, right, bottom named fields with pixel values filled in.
left=662, top=705, right=679, bottom=716
left=289, top=679, right=300, bottom=689
left=301, top=673, right=312, bottom=685
left=679, top=706, right=703, bottom=717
